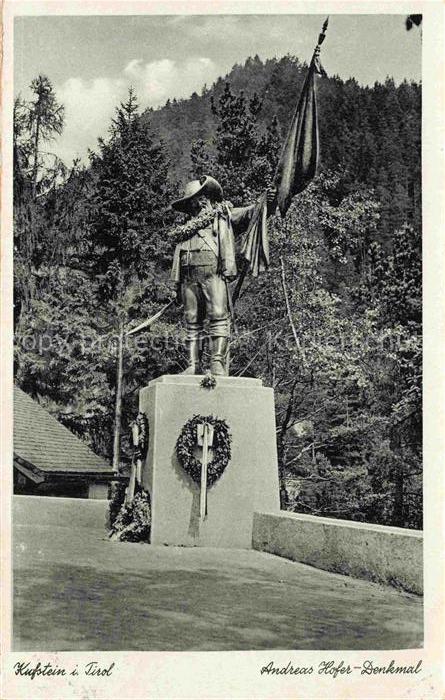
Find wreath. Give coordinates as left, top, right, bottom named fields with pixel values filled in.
left=176, top=414, right=232, bottom=486
left=169, top=201, right=233, bottom=244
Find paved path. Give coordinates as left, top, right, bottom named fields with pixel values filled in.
left=14, top=523, right=422, bottom=651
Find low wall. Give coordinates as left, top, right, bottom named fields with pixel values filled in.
left=13, top=494, right=109, bottom=532
left=252, top=511, right=423, bottom=595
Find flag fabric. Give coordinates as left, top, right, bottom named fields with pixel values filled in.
left=240, top=192, right=269, bottom=277
left=274, top=59, right=324, bottom=217
left=274, top=19, right=328, bottom=217
left=232, top=193, right=269, bottom=304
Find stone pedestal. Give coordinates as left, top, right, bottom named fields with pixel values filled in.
left=139, top=375, right=280, bottom=548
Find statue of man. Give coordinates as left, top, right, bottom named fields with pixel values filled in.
left=170, top=176, right=274, bottom=376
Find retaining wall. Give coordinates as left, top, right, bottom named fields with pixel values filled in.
left=13, top=497, right=423, bottom=594
left=13, top=494, right=109, bottom=531
left=253, top=511, right=423, bottom=594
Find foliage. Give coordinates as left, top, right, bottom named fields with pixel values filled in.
left=108, top=480, right=127, bottom=529
left=14, top=77, right=73, bottom=326
left=110, top=489, right=151, bottom=542
left=13, top=56, right=422, bottom=529
left=190, top=82, right=280, bottom=204
left=200, top=372, right=217, bottom=390
left=14, top=86, right=181, bottom=460
left=88, top=88, right=175, bottom=294
left=177, top=63, right=421, bottom=527
left=226, top=171, right=421, bottom=526
left=147, top=57, right=421, bottom=240
left=15, top=75, right=65, bottom=198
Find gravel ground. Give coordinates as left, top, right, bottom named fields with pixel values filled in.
left=13, top=522, right=423, bottom=651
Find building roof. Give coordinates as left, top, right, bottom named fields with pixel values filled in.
left=13, top=386, right=113, bottom=475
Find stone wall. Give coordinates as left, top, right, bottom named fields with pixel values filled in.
left=252, top=511, right=423, bottom=594
left=13, top=494, right=109, bottom=531
left=13, top=497, right=423, bottom=594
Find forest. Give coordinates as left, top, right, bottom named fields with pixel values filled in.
left=13, top=53, right=422, bottom=528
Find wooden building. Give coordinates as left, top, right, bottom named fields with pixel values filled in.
left=13, top=386, right=115, bottom=498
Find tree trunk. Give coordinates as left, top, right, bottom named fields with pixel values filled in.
left=279, top=255, right=304, bottom=359
left=277, top=435, right=289, bottom=510
left=276, top=378, right=298, bottom=509
left=112, top=321, right=125, bottom=474
left=391, top=429, right=404, bottom=526
left=393, top=461, right=405, bottom=526
left=31, top=109, right=41, bottom=200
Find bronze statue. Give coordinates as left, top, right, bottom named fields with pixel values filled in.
left=127, top=24, right=328, bottom=379
left=170, top=176, right=275, bottom=376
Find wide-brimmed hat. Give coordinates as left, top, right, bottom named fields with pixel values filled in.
left=171, top=175, right=223, bottom=213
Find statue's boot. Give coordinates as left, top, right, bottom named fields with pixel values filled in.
left=210, top=336, right=228, bottom=376
left=181, top=339, right=200, bottom=375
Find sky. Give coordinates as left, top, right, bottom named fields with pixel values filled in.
left=14, top=14, right=422, bottom=166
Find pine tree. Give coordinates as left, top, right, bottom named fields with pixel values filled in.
left=13, top=59, right=422, bottom=527
left=206, top=82, right=280, bottom=202
left=25, top=75, right=65, bottom=198
left=189, top=138, right=215, bottom=179
left=89, top=88, right=174, bottom=297
left=13, top=82, right=67, bottom=325
left=87, top=88, right=177, bottom=468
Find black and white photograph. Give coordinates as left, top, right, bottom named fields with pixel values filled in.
left=2, top=3, right=444, bottom=699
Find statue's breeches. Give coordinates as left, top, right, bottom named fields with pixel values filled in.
left=180, top=251, right=229, bottom=339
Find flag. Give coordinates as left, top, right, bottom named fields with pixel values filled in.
left=240, top=192, right=269, bottom=277
left=232, top=193, right=269, bottom=304
left=232, top=18, right=328, bottom=305
left=274, top=18, right=328, bottom=217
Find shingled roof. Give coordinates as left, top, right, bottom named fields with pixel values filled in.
left=14, top=386, right=112, bottom=474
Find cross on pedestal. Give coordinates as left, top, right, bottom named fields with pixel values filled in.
left=197, top=421, right=214, bottom=522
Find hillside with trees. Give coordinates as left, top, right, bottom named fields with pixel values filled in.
left=146, top=55, right=421, bottom=241
left=13, top=54, right=422, bottom=528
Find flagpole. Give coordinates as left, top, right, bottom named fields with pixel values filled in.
left=274, top=15, right=329, bottom=216
left=112, top=320, right=124, bottom=474
left=315, top=17, right=329, bottom=56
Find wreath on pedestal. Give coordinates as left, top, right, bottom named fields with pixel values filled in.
left=176, top=414, right=232, bottom=486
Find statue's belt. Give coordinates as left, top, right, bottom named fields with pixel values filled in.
left=179, top=249, right=217, bottom=267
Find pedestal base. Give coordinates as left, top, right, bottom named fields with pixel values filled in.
left=140, top=375, right=280, bottom=548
